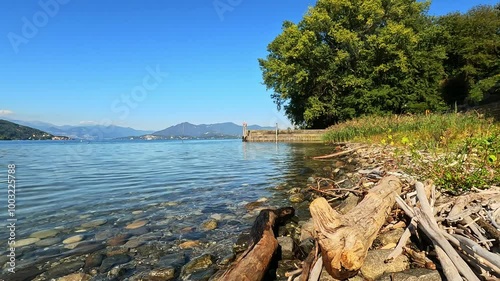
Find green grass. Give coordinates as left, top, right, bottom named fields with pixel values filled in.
left=323, top=113, right=500, bottom=194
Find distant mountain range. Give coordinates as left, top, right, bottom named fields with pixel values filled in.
left=149, top=122, right=274, bottom=139
left=2, top=119, right=275, bottom=140
left=0, top=120, right=69, bottom=140
left=4, top=118, right=154, bottom=140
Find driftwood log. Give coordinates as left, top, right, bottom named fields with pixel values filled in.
left=395, top=182, right=500, bottom=280
left=215, top=207, right=294, bottom=281
left=312, top=145, right=367, bottom=160
left=310, top=176, right=402, bottom=279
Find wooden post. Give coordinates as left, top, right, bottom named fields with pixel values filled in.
left=242, top=122, right=248, bottom=142
left=275, top=123, right=278, bottom=143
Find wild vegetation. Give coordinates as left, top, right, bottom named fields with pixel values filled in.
left=259, top=0, right=499, bottom=129
left=323, top=113, right=500, bottom=193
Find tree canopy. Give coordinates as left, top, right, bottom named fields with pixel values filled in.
left=439, top=5, right=500, bottom=105
left=259, top=0, right=500, bottom=128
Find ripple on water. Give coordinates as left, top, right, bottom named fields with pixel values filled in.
left=0, top=140, right=333, bottom=277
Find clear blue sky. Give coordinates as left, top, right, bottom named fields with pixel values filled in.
left=0, top=0, right=497, bottom=130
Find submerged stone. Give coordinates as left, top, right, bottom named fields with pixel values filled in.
left=15, top=238, right=40, bottom=247
left=46, top=261, right=85, bottom=279
left=179, top=240, right=200, bottom=249
left=84, top=253, right=105, bottom=270
left=201, top=219, right=218, bottom=231
left=63, top=235, right=84, bottom=244
left=107, top=233, right=131, bottom=246
left=289, top=193, right=305, bottom=203
left=81, top=219, right=108, bottom=228
left=148, top=267, right=176, bottom=281
left=99, top=254, right=131, bottom=273
left=125, top=220, right=148, bottom=230
left=35, top=237, right=62, bottom=247
left=56, top=273, right=92, bottom=281
left=30, top=229, right=60, bottom=239
left=181, top=254, right=214, bottom=276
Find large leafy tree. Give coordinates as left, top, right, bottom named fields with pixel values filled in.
left=259, top=0, right=447, bottom=128
left=439, top=5, right=500, bottom=105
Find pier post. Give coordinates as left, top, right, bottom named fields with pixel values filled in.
left=242, top=122, right=248, bottom=142
left=275, top=123, right=278, bottom=143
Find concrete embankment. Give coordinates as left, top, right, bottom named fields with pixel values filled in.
left=243, top=129, right=325, bottom=142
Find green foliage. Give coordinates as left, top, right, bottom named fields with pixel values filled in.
left=322, top=113, right=499, bottom=194
left=414, top=134, right=500, bottom=194
left=259, top=0, right=447, bottom=128
left=439, top=5, right=500, bottom=105
left=0, top=119, right=54, bottom=140
left=260, top=1, right=500, bottom=128
left=322, top=113, right=494, bottom=148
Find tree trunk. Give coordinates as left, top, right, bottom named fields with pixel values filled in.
left=215, top=207, right=294, bottom=281
left=310, top=176, right=402, bottom=279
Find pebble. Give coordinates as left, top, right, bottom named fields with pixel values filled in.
left=81, top=219, right=108, bottom=228
left=63, top=235, right=84, bottom=244
left=99, top=254, right=131, bottom=273
left=85, top=253, right=105, bottom=270
left=288, top=187, right=302, bottom=194
left=128, top=226, right=149, bottom=236
left=379, top=268, right=442, bottom=281
left=132, top=210, right=143, bottom=215
left=210, top=214, right=222, bottom=221
left=148, top=267, right=176, bottom=281
left=106, top=247, right=129, bottom=256
left=15, top=238, right=40, bottom=247
left=233, top=233, right=252, bottom=253
left=160, top=201, right=179, bottom=207
left=179, top=240, right=200, bottom=249
left=123, top=238, right=144, bottom=249
left=201, top=219, right=218, bottom=231
left=277, top=236, right=295, bottom=259
left=56, top=273, right=92, bottom=281
left=299, top=219, right=314, bottom=241
left=46, top=261, right=85, bottom=279
left=181, top=254, right=214, bottom=276
left=217, top=254, right=235, bottom=266
left=30, top=229, right=60, bottom=239
left=360, top=249, right=409, bottom=280
left=289, top=193, right=305, bottom=203
left=125, top=220, right=148, bottom=229
left=377, top=228, right=405, bottom=246
left=107, top=234, right=131, bottom=246
left=64, top=242, right=82, bottom=249
left=95, top=229, right=116, bottom=241
left=244, top=201, right=264, bottom=211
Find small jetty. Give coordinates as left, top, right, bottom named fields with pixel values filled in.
left=242, top=123, right=325, bottom=143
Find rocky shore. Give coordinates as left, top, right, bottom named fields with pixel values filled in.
left=1, top=143, right=497, bottom=281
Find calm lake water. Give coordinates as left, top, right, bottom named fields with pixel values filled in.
left=0, top=139, right=333, bottom=279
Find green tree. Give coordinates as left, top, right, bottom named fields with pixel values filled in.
left=439, top=5, right=500, bottom=105
left=259, top=0, right=447, bottom=128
